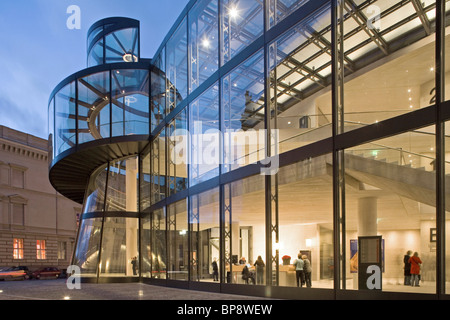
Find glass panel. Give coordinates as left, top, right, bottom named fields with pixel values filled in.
left=48, top=98, right=54, bottom=161
left=189, top=187, right=220, bottom=282
left=221, top=0, right=264, bottom=65
left=77, top=71, right=110, bottom=143
left=339, top=0, right=436, bottom=133
left=151, top=208, right=167, bottom=279
left=105, top=28, right=139, bottom=64
left=141, top=212, right=151, bottom=278
left=190, top=83, right=220, bottom=185
left=344, top=126, right=436, bottom=293
left=54, top=82, right=76, bottom=156
left=105, top=157, right=139, bottom=212
left=151, top=49, right=166, bottom=131
left=140, top=150, right=151, bottom=212
left=224, top=174, right=265, bottom=284
left=222, top=49, right=265, bottom=172
left=111, top=69, right=149, bottom=137
left=276, top=154, right=333, bottom=288
left=167, top=109, right=188, bottom=196
left=83, top=165, right=108, bottom=213
left=269, top=4, right=332, bottom=154
left=189, top=0, right=219, bottom=92
left=267, top=0, right=310, bottom=29
left=88, top=38, right=104, bottom=67
left=151, top=130, right=166, bottom=204
left=167, top=17, right=188, bottom=113
left=72, top=218, right=102, bottom=277
left=99, top=217, right=139, bottom=277
left=167, top=199, right=189, bottom=280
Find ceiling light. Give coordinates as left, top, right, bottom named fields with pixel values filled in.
left=202, top=39, right=210, bottom=48
left=430, top=67, right=434, bottom=72
left=123, top=53, right=138, bottom=63
left=229, top=6, right=238, bottom=18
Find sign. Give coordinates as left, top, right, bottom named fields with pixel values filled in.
left=358, top=236, right=382, bottom=290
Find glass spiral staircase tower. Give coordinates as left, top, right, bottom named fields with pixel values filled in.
left=48, top=18, right=151, bottom=281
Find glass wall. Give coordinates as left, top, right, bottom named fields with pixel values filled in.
left=268, top=3, right=332, bottom=154
left=220, top=0, right=264, bottom=65
left=190, top=82, right=220, bottom=185
left=343, top=126, right=436, bottom=293
left=223, top=174, right=265, bottom=284
left=167, top=199, right=189, bottom=280
left=339, top=0, right=436, bottom=133
left=77, top=71, right=110, bottom=143
left=54, top=82, right=76, bottom=156
left=167, top=109, right=188, bottom=196
left=190, top=188, right=220, bottom=282
left=166, top=17, right=188, bottom=113
left=189, top=0, right=219, bottom=92
left=72, top=218, right=102, bottom=277
left=99, top=217, right=139, bottom=277
left=222, top=49, right=265, bottom=172
left=276, top=154, right=333, bottom=288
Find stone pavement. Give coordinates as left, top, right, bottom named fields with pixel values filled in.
left=0, top=278, right=267, bottom=300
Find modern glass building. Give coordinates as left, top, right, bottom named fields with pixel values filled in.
left=48, top=0, right=450, bottom=299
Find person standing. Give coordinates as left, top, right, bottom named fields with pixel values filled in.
left=254, top=255, right=265, bottom=285
left=293, top=254, right=304, bottom=287
left=403, top=250, right=412, bottom=285
left=302, top=255, right=312, bottom=288
left=131, top=256, right=138, bottom=276
left=408, top=252, right=422, bottom=287
left=212, top=258, right=219, bottom=281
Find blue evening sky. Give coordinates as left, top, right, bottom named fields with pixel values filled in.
left=0, top=0, right=189, bottom=139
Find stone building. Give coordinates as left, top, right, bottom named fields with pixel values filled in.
left=0, top=125, right=81, bottom=272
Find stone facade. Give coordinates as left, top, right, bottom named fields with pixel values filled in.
left=0, top=126, right=81, bottom=272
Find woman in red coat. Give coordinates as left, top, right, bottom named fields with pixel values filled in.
left=408, top=252, right=422, bottom=287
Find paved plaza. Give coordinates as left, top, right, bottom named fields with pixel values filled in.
left=0, top=278, right=266, bottom=301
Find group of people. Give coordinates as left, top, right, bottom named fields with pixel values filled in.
left=293, top=253, right=312, bottom=287
left=403, top=251, right=423, bottom=287
left=240, top=256, right=265, bottom=285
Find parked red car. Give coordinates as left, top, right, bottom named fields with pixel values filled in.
left=31, top=267, right=61, bottom=280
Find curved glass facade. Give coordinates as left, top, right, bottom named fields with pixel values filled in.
left=49, top=1, right=450, bottom=299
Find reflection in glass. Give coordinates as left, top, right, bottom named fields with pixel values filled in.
left=83, top=165, right=108, bottom=213
left=222, top=49, right=265, bottom=172
left=150, top=130, right=166, bottom=204
left=267, top=0, right=310, bottom=29
left=111, top=69, right=149, bottom=137
left=190, top=83, right=220, bottom=185
left=168, top=109, right=188, bottom=196
left=77, top=71, right=110, bottom=143
left=150, top=208, right=167, bottom=279
left=269, top=4, right=332, bottom=154
left=189, top=0, right=219, bottom=92
left=99, top=217, right=139, bottom=277
left=221, top=0, right=264, bottom=65
left=105, top=28, right=140, bottom=64
left=105, top=157, right=139, bottom=212
left=151, top=50, right=166, bottom=130
left=55, top=82, right=76, bottom=156
left=167, top=17, right=188, bottom=113
left=73, top=218, right=102, bottom=277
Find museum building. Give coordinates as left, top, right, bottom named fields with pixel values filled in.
left=48, top=0, right=450, bottom=299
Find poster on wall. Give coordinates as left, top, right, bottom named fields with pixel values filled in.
left=350, top=239, right=385, bottom=274
left=350, top=239, right=358, bottom=273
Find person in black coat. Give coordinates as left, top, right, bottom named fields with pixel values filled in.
left=212, top=258, right=219, bottom=281
left=403, top=250, right=412, bottom=285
